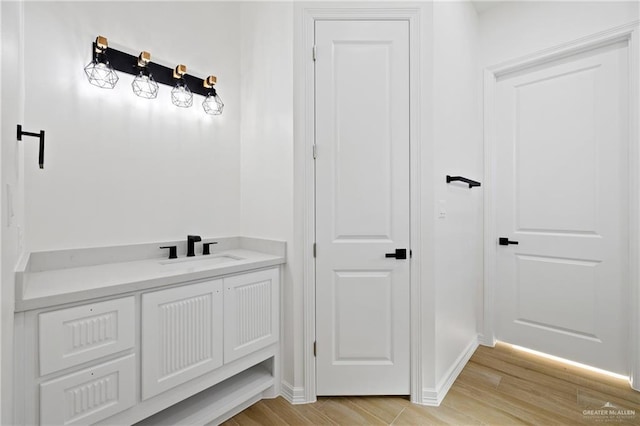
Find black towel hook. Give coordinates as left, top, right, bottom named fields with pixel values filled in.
left=17, top=124, right=45, bottom=169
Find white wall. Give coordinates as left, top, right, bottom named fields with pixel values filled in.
left=22, top=1, right=242, bottom=252
left=432, top=0, right=483, bottom=393
left=238, top=1, right=297, bottom=391
left=479, top=1, right=639, bottom=67
left=0, top=1, right=24, bottom=422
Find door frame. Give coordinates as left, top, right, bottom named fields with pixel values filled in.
left=482, top=21, right=640, bottom=389
left=294, top=4, right=424, bottom=403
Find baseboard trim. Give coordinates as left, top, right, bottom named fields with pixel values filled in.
left=421, top=336, right=479, bottom=406
left=477, top=333, right=496, bottom=347
left=280, top=380, right=307, bottom=404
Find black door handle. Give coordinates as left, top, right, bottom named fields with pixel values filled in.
left=385, top=249, right=407, bottom=259
left=499, top=237, right=519, bottom=246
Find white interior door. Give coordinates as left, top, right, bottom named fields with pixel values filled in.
left=494, top=41, right=629, bottom=374
left=315, top=20, right=410, bottom=395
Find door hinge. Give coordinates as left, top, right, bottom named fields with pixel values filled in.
left=313, top=144, right=318, bottom=159
left=312, top=45, right=317, bottom=61
left=313, top=243, right=316, bottom=257
left=313, top=341, right=317, bottom=357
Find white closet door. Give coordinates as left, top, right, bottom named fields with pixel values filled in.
left=315, top=20, right=411, bottom=395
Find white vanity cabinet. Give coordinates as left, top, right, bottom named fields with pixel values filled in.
left=15, top=265, right=281, bottom=426
left=141, top=279, right=224, bottom=400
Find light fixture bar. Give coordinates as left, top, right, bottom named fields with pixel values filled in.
left=90, top=41, right=214, bottom=97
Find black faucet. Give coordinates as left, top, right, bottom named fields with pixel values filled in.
left=187, top=235, right=202, bottom=257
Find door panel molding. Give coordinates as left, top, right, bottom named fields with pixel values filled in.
left=483, top=20, right=640, bottom=389
left=294, top=4, right=424, bottom=403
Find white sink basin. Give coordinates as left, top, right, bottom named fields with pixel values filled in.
left=159, top=254, right=244, bottom=267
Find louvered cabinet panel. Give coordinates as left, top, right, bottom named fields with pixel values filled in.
left=141, top=279, right=223, bottom=400
left=39, top=297, right=135, bottom=375
left=40, top=354, right=136, bottom=425
left=224, top=268, right=279, bottom=363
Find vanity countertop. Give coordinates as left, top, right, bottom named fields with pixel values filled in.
left=15, top=237, right=285, bottom=312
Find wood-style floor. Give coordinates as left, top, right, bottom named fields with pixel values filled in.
left=223, top=343, right=640, bottom=425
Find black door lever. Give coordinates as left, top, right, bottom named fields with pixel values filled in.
left=385, top=249, right=407, bottom=259
left=499, top=237, right=519, bottom=246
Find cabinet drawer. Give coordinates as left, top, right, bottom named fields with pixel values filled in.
left=39, top=297, right=135, bottom=376
left=40, top=354, right=136, bottom=425
left=224, top=268, right=279, bottom=363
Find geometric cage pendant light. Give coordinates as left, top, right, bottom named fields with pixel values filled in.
left=171, top=64, right=193, bottom=108
left=84, top=36, right=119, bottom=89
left=83, top=35, right=223, bottom=116
left=202, top=75, right=224, bottom=115
left=131, top=51, right=159, bottom=99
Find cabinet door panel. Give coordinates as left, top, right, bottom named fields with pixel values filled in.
left=141, top=280, right=223, bottom=400
left=40, top=354, right=136, bottom=425
left=39, top=296, right=135, bottom=376
left=224, top=268, right=279, bottom=363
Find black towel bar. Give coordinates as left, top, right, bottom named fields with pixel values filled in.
left=446, top=175, right=481, bottom=188
left=17, top=124, right=45, bottom=169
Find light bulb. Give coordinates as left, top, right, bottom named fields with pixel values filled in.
left=132, top=71, right=159, bottom=99
left=84, top=60, right=118, bottom=89
left=171, top=79, right=193, bottom=108
left=202, top=91, right=224, bottom=115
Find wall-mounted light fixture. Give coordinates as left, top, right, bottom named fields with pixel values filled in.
left=84, top=36, right=223, bottom=116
